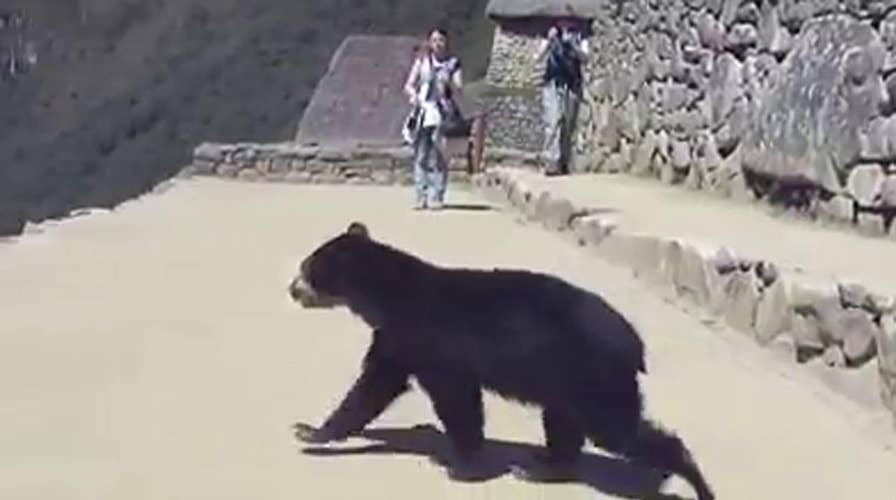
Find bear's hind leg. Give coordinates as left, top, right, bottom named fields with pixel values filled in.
left=511, top=405, right=584, bottom=483
left=579, top=383, right=715, bottom=500
left=541, top=406, right=585, bottom=465
left=623, top=418, right=715, bottom=500
left=296, top=333, right=410, bottom=444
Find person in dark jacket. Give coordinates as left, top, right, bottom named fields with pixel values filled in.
left=533, top=19, right=589, bottom=176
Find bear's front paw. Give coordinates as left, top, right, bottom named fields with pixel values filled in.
left=293, top=422, right=335, bottom=444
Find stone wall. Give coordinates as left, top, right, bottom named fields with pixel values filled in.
left=482, top=19, right=561, bottom=152
left=481, top=91, right=543, bottom=152
left=181, top=142, right=474, bottom=185
left=474, top=167, right=896, bottom=427
left=576, top=0, right=896, bottom=238
left=485, top=20, right=548, bottom=89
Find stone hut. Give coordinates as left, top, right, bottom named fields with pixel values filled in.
left=481, top=0, right=598, bottom=155
left=295, top=35, right=420, bottom=149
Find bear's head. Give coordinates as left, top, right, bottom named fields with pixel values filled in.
left=288, top=221, right=371, bottom=308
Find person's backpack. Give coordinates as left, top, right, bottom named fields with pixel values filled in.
left=545, top=34, right=583, bottom=90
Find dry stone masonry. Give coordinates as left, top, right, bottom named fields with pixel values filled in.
left=485, top=20, right=548, bottom=89
left=575, top=0, right=896, bottom=237
left=479, top=90, right=544, bottom=153
left=480, top=17, right=566, bottom=153
left=474, top=167, right=896, bottom=427
left=182, top=142, right=474, bottom=186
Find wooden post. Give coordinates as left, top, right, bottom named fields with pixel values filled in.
left=469, top=114, right=486, bottom=173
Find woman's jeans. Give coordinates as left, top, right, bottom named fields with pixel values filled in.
left=413, top=125, right=447, bottom=206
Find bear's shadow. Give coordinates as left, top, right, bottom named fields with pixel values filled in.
left=297, top=423, right=688, bottom=500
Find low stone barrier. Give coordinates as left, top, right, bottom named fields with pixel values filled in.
left=482, top=147, right=542, bottom=169
left=474, top=167, right=896, bottom=428
left=180, top=142, right=476, bottom=185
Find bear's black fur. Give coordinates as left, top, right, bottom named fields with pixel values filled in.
left=288, top=222, right=714, bottom=500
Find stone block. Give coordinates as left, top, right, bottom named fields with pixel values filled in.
left=813, top=297, right=879, bottom=364
left=263, top=170, right=288, bottom=183
left=847, top=164, right=885, bottom=206
left=722, top=270, right=761, bottom=334
left=371, top=169, right=396, bottom=185
left=284, top=170, right=312, bottom=183
left=697, top=12, right=726, bottom=50
left=270, top=158, right=291, bottom=175
left=789, top=281, right=840, bottom=313
left=289, top=145, right=320, bottom=159
left=662, top=241, right=719, bottom=307
left=823, top=345, right=847, bottom=368
left=310, top=171, right=343, bottom=184
left=754, top=261, right=779, bottom=288
left=877, top=317, right=896, bottom=415
left=528, top=190, right=550, bottom=222
left=304, top=160, right=330, bottom=174
left=571, top=214, right=618, bottom=247
left=869, top=294, right=896, bottom=315
left=193, top=142, right=229, bottom=162
left=508, top=180, right=533, bottom=210
left=632, top=131, right=657, bottom=176
left=726, top=23, right=759, bottom=50
left=596, top=233, right=664, bottom=283
left=215, top=163, right=240, bottom=178
left=857, top=212, right=886, bottom=235
left=838, top=281, right=870, bottom=310
left=790, top=313, right=825, bottom=351
left=396, top=170, right=414, bottom=186
left=817, top=195, right=854, bottom=223
left=708, top=246, right=741, bottom=274
left=604, top=152, right=624, bottom=173
left=880, top=175, right=896, bottom=207
left=190, top=160, right=216, bottom=176
left=317, top=148, right=352, bottom=162
left=858, top=116, right=896, bottom=160
left=538, top=197, right=577, bottom=231
left=684, top=164, right=702, bottom=190
left=658, top=155, right=676, bottom=184
left=236, top=168, right=261, bottom=182
left=755, top=277, right=792, bottom=344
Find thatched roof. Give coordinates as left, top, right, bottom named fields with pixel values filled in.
left=485, top=0, right=602, bottom=19
left=295, top=35, right=420, bottom=148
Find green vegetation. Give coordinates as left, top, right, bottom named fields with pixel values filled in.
left=0, top=0, right=493, bottom=223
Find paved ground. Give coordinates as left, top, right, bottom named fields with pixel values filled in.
left=1, top=178, right=895, bottom=500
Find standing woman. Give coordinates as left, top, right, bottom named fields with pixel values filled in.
left=403, top=27, right=463, bottom=210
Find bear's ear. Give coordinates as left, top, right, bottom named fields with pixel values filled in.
left=346, top=221, right=369, bottom=238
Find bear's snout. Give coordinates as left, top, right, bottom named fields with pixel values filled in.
left=288, top=275, right=342, bottom=309
left=288, top=276, right=315, bottom=302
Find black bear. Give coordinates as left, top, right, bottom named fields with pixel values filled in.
left=288, top=222, right=714, bottom=500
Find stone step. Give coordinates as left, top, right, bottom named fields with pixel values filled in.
left=474, top=167, right=896, bottom=428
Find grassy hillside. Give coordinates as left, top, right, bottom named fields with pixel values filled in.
left=0, top=0, right=494, bottom=230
